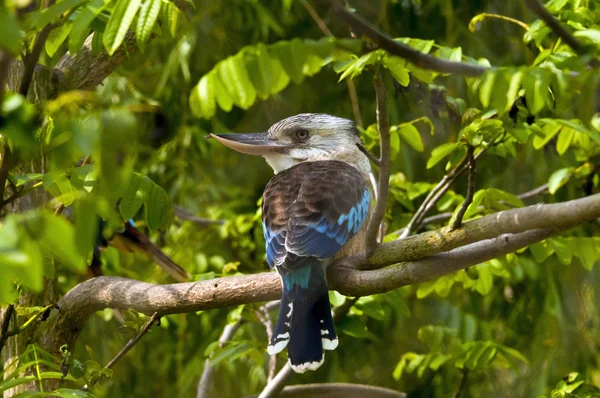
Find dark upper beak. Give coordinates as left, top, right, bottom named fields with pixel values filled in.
left=209, top=133, right=290, bottom=156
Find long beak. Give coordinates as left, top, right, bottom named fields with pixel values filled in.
left=209, top=133, right=290, bottom=156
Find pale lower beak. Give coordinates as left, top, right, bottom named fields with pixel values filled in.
left=209, top=133, right=290, bottom=156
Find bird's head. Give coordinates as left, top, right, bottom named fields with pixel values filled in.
left=211, top=113, right=371, bottom=175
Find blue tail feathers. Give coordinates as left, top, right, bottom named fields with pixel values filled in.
left=268, top=261, right=338, bottom=373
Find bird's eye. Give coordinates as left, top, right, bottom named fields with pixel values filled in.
left=295, top=129, right=309, bottom=140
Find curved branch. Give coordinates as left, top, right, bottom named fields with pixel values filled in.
left=251, top=383, right=405, bottom=398
left=331, top=2, right=489, bottom=76
left=42, top=193, right=600, bottom=352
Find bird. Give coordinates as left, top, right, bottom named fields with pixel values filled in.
left=91, top=218, right=190, bottom=282
left=211, top=113, right=373, bottom=373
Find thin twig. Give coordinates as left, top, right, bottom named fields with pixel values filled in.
left=255, top=306, right=276, bottom=382
left=365, top=73, right=391, bottom=253
left=197, top=316, right=245, bottom=398
left=518, top=183, right=549, bottom=200
left=302, top=0, right=363, bottom=127
left=0, top=145, right=13, bottom=212
left=450, top=146, right=476, bottom=229
left=5, top=304, right=54, bottom=338
left=0, top=304, right=15, bottom=355
left=357, top=144, right=381, bottom=167
left=83, top=312, right=160, bottom=391
left=393, top=182, right=550, bottom=235
left=258, top=297, right=359, bottom=398
left=523, top=0, right=584, bottom=54
left=399, top=155, right=469, bottom=239
left=453, top=368, right=469, bottom=398
left=331, top=1, right=489, bottom=76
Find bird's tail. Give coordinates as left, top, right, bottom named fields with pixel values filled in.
left=112, top=221, right=190, bottom=282
left=268, top=263, right=338, bottom=373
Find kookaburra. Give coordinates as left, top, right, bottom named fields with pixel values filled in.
left=212, top=113, right=373, bottom=373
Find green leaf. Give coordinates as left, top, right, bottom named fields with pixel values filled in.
left=119, top=173, right=174, bottom=231
left=573, top=29, right=600, bottom=45
left=46, top=22, right=72, bottom=57
left=398, top=124, right=424, bottom=152
left=271, top=38, right=308, bottom=84
left=524, top=68, right=550, bottom=114
left=190, top=71, right=216, bottom=119
left=478, top=70, right=496, bottom=109
left=69, top=0, right=112, bottom=53
left=427, top=142, right=458, bottom=169
left=26, top=0, right=88, bottom=30
left=136, top=0, right=161, bottom=51
left=216, top=55, right=257, bottom=109
left=383, top=56, right=410, bottom=86
left=548, top=167, right=572, bottom=194
left=0, top=4, right=24, bottom=55
left=555, top=127, right=575, bottom=155
left=74, top=195, right=98, bottom=259
left=103, top=0, right=141, bottom=56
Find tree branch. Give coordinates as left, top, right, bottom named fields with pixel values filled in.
left=250, top=383, right=405, bottom=398
left=197, top=316, right=245, bottom=398
left=83, top=312, right=160, bottom=391
left=55, top=31, right=138, bottom=91
left=0, top=305, right=15, bottom=355
left=330, top=2, right=489, bottom=76
left=41, top=193, right=600, bottom=353
left=450, top=146, right=475, bottom=229
left=366, top=74, right=391, bottom=252
left=523, top=0, right=584, bottom=54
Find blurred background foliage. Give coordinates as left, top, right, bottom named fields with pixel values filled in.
left=1, top=0, right=600, bottom=397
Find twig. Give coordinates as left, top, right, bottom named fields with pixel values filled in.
left=83, top=312, right=160, bottom=391
left=0, top=304, right=15, bottom=355
left=453, top=368, right=469, bottom=398
left=523, top=0, right=584, bottom=54
left=518, top=183, right=549, bottom=200
left=331, top=1, right=489, bottom=76
left=248, top=383, right=406, bottom=398
left=0, top=145, right=13, bottom=212
left=258, top=297, right=359, bottom=398
left=5, top=304, right=54, bottom=338
left=174, top=205, right=225, bottom=227
left=399, top=155, right=469, bottom=239
left=365, top=74, right=391, bottom=252
left=393, top=182, right=550, bottom=235
left=197, top=316, right=245, bottom=398
left=357, top=144, right=381, bottom=167
left=450, top=146, right=476, bottom=229
left=255, top=306, right=276, bottom=382
left=301, top=0, right=363, bottom=127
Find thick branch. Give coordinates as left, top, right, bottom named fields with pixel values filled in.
left=523, top=0, right=584, bottom=54
left=42, top=193, right=600, bottom=352
left=331, top=2, right=488, bottom=76
left=366, top=74, right=391, bottom=252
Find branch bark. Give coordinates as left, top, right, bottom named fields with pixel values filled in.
left=40, top=193, right=600, bottom=354
left=523, top=0, right=584, bottom=54
left=331, top=2, right=489, bottom=76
